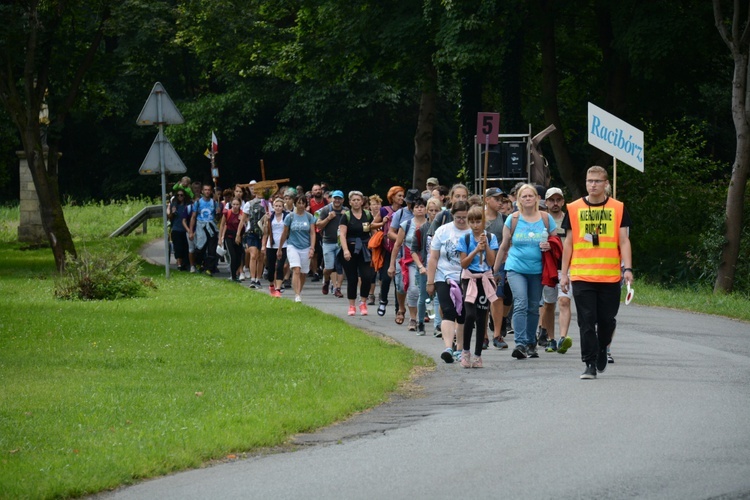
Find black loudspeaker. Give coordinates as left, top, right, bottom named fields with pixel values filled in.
left=479, top=144, right=502, bottom=177
left=502, top=142, right=526, bottom=177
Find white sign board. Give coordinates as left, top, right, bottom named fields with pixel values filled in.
left=136, top=82, right=185, bottom=126
left=587, top=102, right=644, bottom=172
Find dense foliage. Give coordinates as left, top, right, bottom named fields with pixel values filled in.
left=0, top=0, right=747, bottom=292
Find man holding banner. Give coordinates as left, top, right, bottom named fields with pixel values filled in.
left=559, top=166, right=634, bottom=380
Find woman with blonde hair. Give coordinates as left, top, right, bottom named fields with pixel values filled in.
left=495, top=183, right=556, bottom=359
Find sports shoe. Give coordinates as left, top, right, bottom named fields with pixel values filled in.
left=557, top=336, right=573, bottom=354
left=272, top=290, right=282, bottom=298
left=311, top=273, right=321, bottom=282
left=440, top=348, right=454, bottom=364
left=359, top=302, right=368, bottom=316
left=472, top=356, right=483, bottom=368
left=294, top=295, right=302, bottom=303
left=238, top=273, right=245, bottom=281
left=367, top=294, right=376, bottom=305
left=537, top=328, right=549, bottom=348
left=493, top=337, right=508, bottom=349
left=416, top=323, right=426, bottom=336
left=433, top=325, right=442, bottom=338
left=243, top=270, right=251, bottom=280
left=607, top=353, right=614, bottom=364
left=322, top=280, right=330, bottom=295
left=580, top=363, right=597, bottom=379
left=255, top=279, right=262, bottom=288
left=348, top=305, right=356, bottom=316
left=269, top=284, right=276, bottom=292
left=333, top=287, right=343, bottom=298
left=460, top=350, right=471, bottom=368
left=283, top=278, right=292, bottom=289
left=408, top=319, right=417, bottom=332
left=596, top=345, right=608, bottom=373
left=527, top=345, right=539, bottom=358
left=512, top=345, right=528, bottom=359
left=248, top=281, right=258, bottom=289
left=482, top=337, right=489, bottom=350
left=545, top=339, right=558, bottom=352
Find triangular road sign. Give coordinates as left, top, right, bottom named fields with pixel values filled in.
left=136, top=82, right=185, bottom=126
left=139, top=132, right=187, bottom=175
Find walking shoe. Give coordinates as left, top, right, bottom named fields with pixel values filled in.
left=527, top=345, right=539, bottom=358
left=580, top=363, right=597, bottom=379
left=269, top=284, right=275, bottom=293
left=283, top=278, right=292, bottom=289
left=557, top=336, right=573, bottom=354
left=322, top=280, right=330, bottom=295
left=472, top=356, right=483, bottom=368
left=377, top=300, right=387, bottom=316
left=294, top=295, right=302, bottom=303
left=512, top=345, right=528, bottom=359
left=311, top=273, right=321, bottom=282
left=367, top=294, right=376, bottom=305
left=596, top=345, right=608, bottom=373
left=238, top=273, right=245, bottom=281
left=243, top=270, right=251, bottom=280
left=416, top=323, right=426, bottom=336
left=607, top=353, right=614, bottom=364
left=460, top=350, right=472, bottom=368
left=248, top=281, right=258, bottom=289
left=482, top=337, right=489, bottom=350
left=493, top=337, right=508, bottom=349
left=190, top=265, right=197, bottom=273
left=348, top=305, right=356, bottom=316
left=433, top=325, right=442, bottom=338
left=545, top=338, right=558, bottom=352
left=359, top=302, right=368, bottom=316
left=453, top=350, right=462, bottom=362
left=440, top=348, right=454, bottom=364
left=408, top=319, right=417, bottom=331
left=333, top=287, right=343, bottom=298
left=537, top=328, right=549, bottom=348
left=272, top=290, right=282, bottom=298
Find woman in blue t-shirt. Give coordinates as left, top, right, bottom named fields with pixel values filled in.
left=278, top=194, right=316, bottom=303
left=496, top=184, right=556, bottom=359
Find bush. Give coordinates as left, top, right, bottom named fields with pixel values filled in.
left=54, top=243, right=152, bottom=300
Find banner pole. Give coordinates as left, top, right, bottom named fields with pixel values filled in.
left=613, top=158, right=617, bottom=199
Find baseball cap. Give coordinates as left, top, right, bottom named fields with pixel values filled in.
left=545, top=187, right=564, bottom=200
left=485, top=187, right=505, bottom=198
left=331, top=190, right=344, bottom=199
left=426, top=177, right=439, bottom=186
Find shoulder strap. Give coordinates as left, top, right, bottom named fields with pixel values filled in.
left=510, top=212, right=520, bottom=237
left=541, top=211, right=550, bottom=231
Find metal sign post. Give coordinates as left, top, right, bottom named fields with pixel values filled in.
left=137, top=82, right=186, bottom=278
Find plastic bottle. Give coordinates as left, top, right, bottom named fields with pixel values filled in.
left=425, top=297, right=435, bottom=320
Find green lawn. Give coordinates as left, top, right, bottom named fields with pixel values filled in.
left=0, top=201, right=428, bottom=499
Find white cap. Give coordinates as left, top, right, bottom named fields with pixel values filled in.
left=249, top=180, right=257, bottom=185
left=545, top=187, right=563, bottom=200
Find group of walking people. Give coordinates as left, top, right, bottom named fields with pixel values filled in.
left=168, top=166, right=633, bottom=379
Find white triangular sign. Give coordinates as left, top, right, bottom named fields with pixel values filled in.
left=136, top=82, right=185, bottom=126
left=139, top=132, right=187, bottom=175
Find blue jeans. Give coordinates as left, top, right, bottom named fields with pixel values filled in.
left=506, top=270, right=543, bottom=347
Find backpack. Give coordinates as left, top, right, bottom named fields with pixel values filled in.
left=509, top=211, right=550, bottom=238
left=382, top=206, right=396, bottom=253
left=246, top=200, right=266, bottom=237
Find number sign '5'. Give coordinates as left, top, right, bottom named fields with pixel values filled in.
left=476, top=112, right=500, bottom=145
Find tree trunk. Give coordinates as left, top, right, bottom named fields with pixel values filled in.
left=713, top=0, right=750, bottom=293
left=714, top=51, right=750, bottom=293
left=22, top=131, right=76, bottom=271
left=413, top=89, right=437, bottom=190
left=537, top=0, right=582, bottom=198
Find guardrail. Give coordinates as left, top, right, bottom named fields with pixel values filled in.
left=110, top=205, right=164, bottom=237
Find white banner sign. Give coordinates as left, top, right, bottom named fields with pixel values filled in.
left=588, top=102, right=644, bottom=172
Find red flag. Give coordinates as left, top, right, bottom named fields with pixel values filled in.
left=211, top=131, right=218, bottom=154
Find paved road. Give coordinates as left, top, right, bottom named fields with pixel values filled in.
left=103, top=241, right=750, bottom=499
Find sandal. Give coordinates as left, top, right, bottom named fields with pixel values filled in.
left=407, top=318, right=417, bottom=331
left=395, top=310, right=405, bottom=325
left=377, top=300, right=387, bottom=316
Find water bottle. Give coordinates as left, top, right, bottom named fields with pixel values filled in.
left=541, top=229, right=549, bottom=242
left=425, top=297, right=435, bottom=320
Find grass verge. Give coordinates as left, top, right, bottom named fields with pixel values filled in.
left=632, top=281, right=750, bottom=322
left=0, top=201, right=429, bottom=498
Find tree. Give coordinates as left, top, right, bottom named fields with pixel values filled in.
left=713, top=0, right=750, bottom=293
left=0, top=1, right=114, bottom=270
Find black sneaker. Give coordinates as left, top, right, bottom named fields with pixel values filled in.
left=596, top=345, right=608, bottom=373
left=512, top=345, right=527, bottom=359
left=537, top=328, right=548, bottom=348
left=527, top=345, right=539, bottom=358
left=433, top=326, right=442, bottom=338
left=440, top=348, right=454, bottom=363
left=607, top=352, right=614, bottom=363
left=580, top=363, right=597, bottom=379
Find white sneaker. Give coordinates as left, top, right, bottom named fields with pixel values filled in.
left=190, top=266, right=196, bottom=273
left=238, top=273, right=245, bottom=281
left=294, top=295, right=302, bottom=303
left=243, top=270, right=251, bottom=279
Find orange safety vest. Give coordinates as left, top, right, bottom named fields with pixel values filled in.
left=568, top=197, right=624, bottom=283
